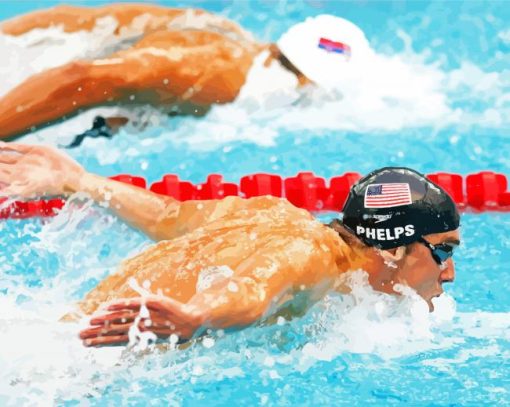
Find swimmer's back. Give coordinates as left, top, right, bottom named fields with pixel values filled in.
left=79, top=196, right=345, bottom=315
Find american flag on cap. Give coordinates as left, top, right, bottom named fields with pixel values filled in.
left=318, top=37, right=351, bottom=56
left=364, top=183, right=412, bottom=208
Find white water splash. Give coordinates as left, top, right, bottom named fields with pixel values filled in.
left=295, top=270, right=458, bottom=368
left=120, top=278, right=158, bottom=351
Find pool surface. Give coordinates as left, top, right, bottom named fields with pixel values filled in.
left=1, top=1, right=510, bottom=405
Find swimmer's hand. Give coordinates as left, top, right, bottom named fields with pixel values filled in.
left=0, top=142, right=84, bottom=198
left=79, top=295, right=204, bottom=347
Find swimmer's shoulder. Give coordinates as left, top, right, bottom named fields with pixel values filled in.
left=250, top=197, right=349, bottom=258
left=242, top=196, right=319, bottom=223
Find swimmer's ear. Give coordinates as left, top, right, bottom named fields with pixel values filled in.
left=379, top=246, right=406, bottom=262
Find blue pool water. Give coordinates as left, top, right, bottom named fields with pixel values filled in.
left=1, top=1, right=510, bottom=405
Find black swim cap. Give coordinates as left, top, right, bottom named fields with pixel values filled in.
left=342, top=167, right=460, bottom=250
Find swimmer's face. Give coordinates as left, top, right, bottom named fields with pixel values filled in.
left=394, top=229, right=460, bottom=311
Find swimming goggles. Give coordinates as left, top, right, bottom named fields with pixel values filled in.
left=417, top=237, right=456, bottom=265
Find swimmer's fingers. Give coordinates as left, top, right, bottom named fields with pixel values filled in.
left=89, top=310, right=137, bottom=326
left=82, top=327, right=181, bottom=347
left=107, top=296, right=189, bottom=320
left=105, top=299, right=143, bottom=312
left=80, top=319, right=189, bottom=347
left=79, top=322, right=132, bottom=340
left=83, top=335, right=129, bottom=347
left=80, top=318, right=176, bottom=339
left=0, top=142, right=34, bottom=154
left=90, top=311, right=164, bottom=328
left=106, top=296, right=169, bottom=312
left=0, top=152, right=21, bottom=165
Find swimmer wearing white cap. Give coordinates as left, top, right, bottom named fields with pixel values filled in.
left=0, top=142, right=460, bottom=347
left=0, top=5, right=372, bottom=144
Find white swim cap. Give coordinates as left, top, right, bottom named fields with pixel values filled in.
left=277, top=15, right=372, bottom=86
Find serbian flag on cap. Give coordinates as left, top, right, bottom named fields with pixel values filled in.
left=318, top=37, right=351, bottom=57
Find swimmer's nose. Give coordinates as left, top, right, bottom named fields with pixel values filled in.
left=440, top=258, right=455, bottom=283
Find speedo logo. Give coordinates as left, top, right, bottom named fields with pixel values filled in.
left=373, top=214, right=392, bottom=223
left=356, top=225, right=415, bottom=241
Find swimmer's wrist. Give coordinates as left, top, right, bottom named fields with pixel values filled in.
left=63, top=170, right=91, bottom=196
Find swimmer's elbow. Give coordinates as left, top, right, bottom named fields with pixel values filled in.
left=148, top=197, right=185, bottom=241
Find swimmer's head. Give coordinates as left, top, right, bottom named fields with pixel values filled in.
left=340, top=167, right=461, bottom=311
left=277, top=15, right=372, bottom=87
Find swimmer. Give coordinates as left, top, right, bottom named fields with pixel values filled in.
left=0, top=143, right=460, bottom=347
left=0, top=5, right=371, bottom=142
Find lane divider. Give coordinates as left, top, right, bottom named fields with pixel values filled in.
left=2, top=171, right=510, bottom=219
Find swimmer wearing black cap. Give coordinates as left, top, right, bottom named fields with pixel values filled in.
left=0, top=143, right=460, bottom=347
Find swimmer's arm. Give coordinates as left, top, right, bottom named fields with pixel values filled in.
left=70, top=172, right=252, bottom=241
left=0, top=143, right=269, bottom=240
left=80, top=240, right=327, bottom=346
left=0, top=143, right=178, bottom=239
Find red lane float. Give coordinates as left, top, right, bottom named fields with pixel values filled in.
left=284, top=172, right=330, bottom=211
left=465, top=171, right=508, bottom=211
left=2, top=171, right=510, bottom=219
left=149, top=174, right=238, bottom=200
left=150, top=174, right=195, bottom=200
left=282, top=172, right=362, bottom=211
left=240, top=173, right=282, bottom=198
left=329, top=172, right=363, bottom=210
left=195, top=175, right=238, bottom=200
left=0, top=198, right=65, bottom=219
